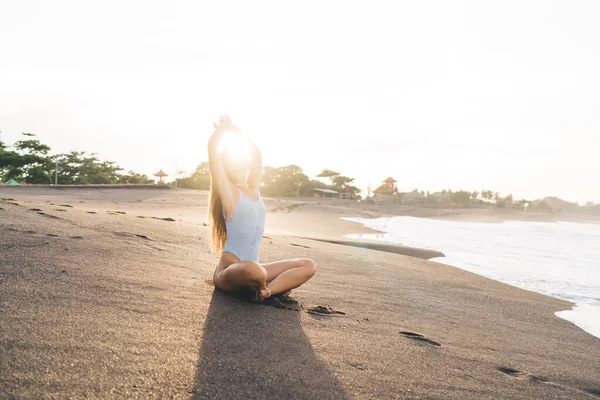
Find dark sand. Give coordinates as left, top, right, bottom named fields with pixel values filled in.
left=1, top=187, right=599, bottom=399
left=303, top=238, right=444, bottom=260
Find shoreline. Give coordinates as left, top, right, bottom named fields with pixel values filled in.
left=341, top=215, right=600, bottom=340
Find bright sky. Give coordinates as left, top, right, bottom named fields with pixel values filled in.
left=1, top=0, right=599, bottom=203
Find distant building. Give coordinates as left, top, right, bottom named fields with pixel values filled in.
left=154, top=169, right=168, bottom=184
left=370, top=177, right=398, bottom=204
left=373, top=177, right=398, bottom=198
left=311, top=188, right=339, bottom=198
left=477, top=195, right=496, bottom=204
left=4, top=178, right=19, bottom=185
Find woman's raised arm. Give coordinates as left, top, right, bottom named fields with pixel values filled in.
left=234, top=125, right=262, bottom=191
left=208, top=115, right=235, bottom=213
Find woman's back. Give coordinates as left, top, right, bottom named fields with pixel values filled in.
left=223, top=187, right=266, bottom=262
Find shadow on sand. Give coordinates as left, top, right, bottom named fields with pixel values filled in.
left=191, top=288, right=349, bottom=399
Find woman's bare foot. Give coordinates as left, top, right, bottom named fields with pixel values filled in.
left=252, top=288, right=295, bottom=303
left=253, top=287, right=271, bottom=302
left=261, top=288, right=272, bottom=299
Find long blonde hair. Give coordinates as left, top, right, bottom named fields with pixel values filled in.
left=208, top=176, right=227, bottom=253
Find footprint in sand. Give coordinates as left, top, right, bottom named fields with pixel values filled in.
left=37, top=212, right=60, bottom=219
left=86, top=211, right=97, bottom=214
left=399, top=331, right=441, bottom=347
left=583, top=388, right=600, bottom=398
left=497, top=366, right=552, bottom=384
left=307, top=305, right=346, bottom=315
left=59, top=204, right=73, bottom=208
left=28, top=208, right=43, bottom=211
left=348, top=362, right=366, bottom=370
left=113, top=231, right=152, bottom=240
left=499, top=366, right=600, bottom=397
left=498, top=366, right=523, bottom=377
left=70, top=236, right=84, bottom=239
left=290, top=243, right=311, bottom=249
left=151, top=216, right=175, bottom=222
left=46, top=233, right=59, bottom=237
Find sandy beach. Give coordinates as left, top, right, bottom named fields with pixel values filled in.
left=1, top=186, right=599, bottom=399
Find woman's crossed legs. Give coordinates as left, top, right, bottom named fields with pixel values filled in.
left=213, top=256, right=317, bottom=300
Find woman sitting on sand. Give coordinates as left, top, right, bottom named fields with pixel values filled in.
left=208, top=115, right=317, bottom=302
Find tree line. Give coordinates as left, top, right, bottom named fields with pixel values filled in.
left=176, top=163, right=360, bottom=197
left=0, top=133, right=361, bottom=197
left=0, top=133, right=153, bottom=184
left=3, top=133, right=596, bottom=211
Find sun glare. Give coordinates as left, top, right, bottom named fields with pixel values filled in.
left=218, top=131, right=250, bottom=158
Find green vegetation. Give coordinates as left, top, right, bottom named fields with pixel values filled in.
left=1, top=133, right=360, bottom=197
left=262, top=165, right=310, bottom=196
left=2, top=133, right=597, bottom=214
left=316, top=169, right=361, bottom=197
left=175, top=164, right=359, bottom=198
left=176, top=162, right=211, bottom=190
left=449, top=190, right=471, bottom=205
left=0, top=133, right=153, bottom=184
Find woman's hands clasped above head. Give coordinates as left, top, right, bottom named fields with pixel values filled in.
left=213, top=114, right=243, bottom=136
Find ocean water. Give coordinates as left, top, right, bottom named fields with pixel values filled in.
left=343, top=216, right=600, bottom=339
